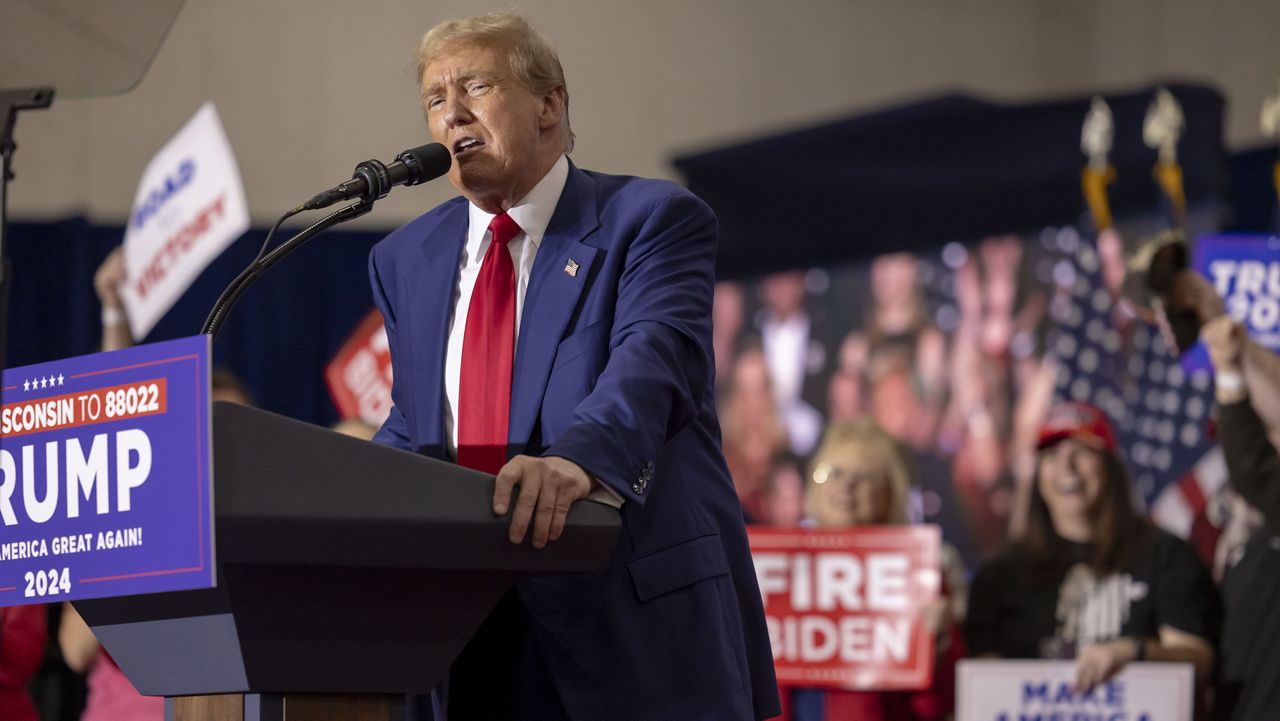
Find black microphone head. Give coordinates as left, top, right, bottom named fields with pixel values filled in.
left=397, top=143, right=452, bottom=186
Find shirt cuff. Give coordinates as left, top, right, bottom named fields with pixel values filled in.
left=587, top=478, right=625, bottom=508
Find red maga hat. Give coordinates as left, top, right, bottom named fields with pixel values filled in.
left=1036, top=401, right=1117, bottom=453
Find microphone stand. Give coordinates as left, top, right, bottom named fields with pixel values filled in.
left=0, top=88, right=54, bottom=372
left=200, top=198, right=374, bottom=340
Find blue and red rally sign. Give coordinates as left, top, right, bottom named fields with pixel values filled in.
left=1184, top=234, right=1280, bottom=371
left=0, top=336, right=214, bottom=606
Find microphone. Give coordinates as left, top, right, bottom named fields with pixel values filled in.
left=303, top=143, right=451, bottom=210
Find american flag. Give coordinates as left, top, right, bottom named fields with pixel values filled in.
left=1042, top=226, right=1225, bottom=556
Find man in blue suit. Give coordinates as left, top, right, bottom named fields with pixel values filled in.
left=369, top=13, right=778, bottom=721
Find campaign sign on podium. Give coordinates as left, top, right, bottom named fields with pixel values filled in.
left=0, top=336, right=213, bottom=606
left=957, top=659, right=1193, bottom=721
left=749, top=526, right=940, bottom=690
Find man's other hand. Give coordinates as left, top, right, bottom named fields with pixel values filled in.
left=494, top=455, right=592, bottom=548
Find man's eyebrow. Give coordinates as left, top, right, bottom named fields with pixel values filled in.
left=422, top=70, right=500, bottom=98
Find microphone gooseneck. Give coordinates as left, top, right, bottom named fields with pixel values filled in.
left=303, top=143, right=451, bottom=211
left=199, top=143, right=451, bottom=340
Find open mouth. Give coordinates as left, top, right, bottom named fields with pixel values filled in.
left=1052, top=479, right=1086, bottom=496
left=453, top=137, right=485, bottom=156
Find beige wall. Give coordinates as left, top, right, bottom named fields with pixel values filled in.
left=9, top=0, right=1280, bottom=227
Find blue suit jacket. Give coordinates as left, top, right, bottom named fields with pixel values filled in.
left=368, top=163, right=779, bottom=720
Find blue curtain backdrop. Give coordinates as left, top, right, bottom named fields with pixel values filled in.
left=1225, top=145, right=1280, bottom=232
left=674, top=82, right=1229, bottom=278
left=6, top=218, right=386, bottom=427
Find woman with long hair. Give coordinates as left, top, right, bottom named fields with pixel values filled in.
left=965, top=402, right=1219, bottom=695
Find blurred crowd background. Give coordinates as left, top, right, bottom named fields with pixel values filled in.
left=718, top=218, right=1211, bottom=563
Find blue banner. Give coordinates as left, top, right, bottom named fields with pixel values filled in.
left=0, top=336, right=214, bottom=606
left=1184, top=234, right=1280, bottom=371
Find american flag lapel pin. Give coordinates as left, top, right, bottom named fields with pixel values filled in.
left=563, top=258, right=579, bottom=277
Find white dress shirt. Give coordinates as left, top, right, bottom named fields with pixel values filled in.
left=443, top=155, right=621, bottom=507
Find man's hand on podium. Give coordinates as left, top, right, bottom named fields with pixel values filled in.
left=494, top=455, right=593, bottom=549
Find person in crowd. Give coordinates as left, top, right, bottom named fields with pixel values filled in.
left=94, top=246, right=132, bottom=353
left=1142, top=237, right=1280, bottom=425
left=940, top=236, right=1048, bottom=554
left=0, top=605, right=46, bottom=721
left=1203, top=316, right=1280, bottom=530
left=867, top=358, right=932, bottom=454
left=865, top=253, right=947, bottom=435
left=754, top=269, right=830, bottom=455
left=1200, top=313, right=1280, bottom=720
left=369, top=13, right=777, bottom=718
left=784, top=419, right=966, bottom=721
left=94, top=246, right=257, bottom=407
left=713, top=280, right=747, bottom=388
left=865, top=355, right=981, bottom=565
left=51, top=251, right=261, bottom=721
left=721, top=346, right=792, bottom=520
left=58, top=603, right=160, bottom=721
left=825, top=332, right=868, bottom=423
left=966, top=402, right=1220, bottom=699
left=755, top=452, right=807, bottom=527
left=55, top=372, right=253, bottom=721
left=1005, top=355, right=1059, bottom=540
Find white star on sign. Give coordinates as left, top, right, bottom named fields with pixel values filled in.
left=57, top=374, right=64, bottom=386
left=38, top=377, right=45, bottom=389
left=22, top=379, right=29, bottom=391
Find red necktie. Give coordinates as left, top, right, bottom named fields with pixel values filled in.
left=457, top=212, right=521, bottom=473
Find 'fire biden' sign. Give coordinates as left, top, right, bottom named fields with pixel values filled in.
left=749, top=526, right=941, bottom=690
left=0, top=336, right=214, bottom=605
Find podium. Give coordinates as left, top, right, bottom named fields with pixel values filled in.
left=73, top=402, right=622, bottom=721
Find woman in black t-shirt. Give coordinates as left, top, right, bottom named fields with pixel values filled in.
left=965, top=401, right=1220, bottom=692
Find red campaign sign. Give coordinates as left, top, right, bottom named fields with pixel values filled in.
left=325, top=309, right=393, bottom=426
left=749, top=526, right=941, bottom=691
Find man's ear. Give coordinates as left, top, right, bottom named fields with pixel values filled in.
left=538, top=86, right=567, bottom=131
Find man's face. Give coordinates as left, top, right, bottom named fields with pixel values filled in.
left=869, top=370, right=919, bottom=442
left=759, top=271, right=806, bottom=318
left=420, top=43, right=560, bottom=210
left=871, top=253, right=917, bottom=308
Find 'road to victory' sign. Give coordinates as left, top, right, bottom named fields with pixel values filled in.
left=0, top=336, right=214, bottom=606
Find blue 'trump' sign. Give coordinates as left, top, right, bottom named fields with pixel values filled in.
left=0, top=336, right=214, bottom=606
left=1183, top=234, right=1280, bottom=371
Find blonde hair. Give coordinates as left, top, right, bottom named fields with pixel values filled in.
left=808, top=419, right=913, bottom=524
left=415, top=13, right=574, bottom=152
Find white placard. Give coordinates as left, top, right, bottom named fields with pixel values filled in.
left=120, top=102, right=249, bottom=339
left=957, top=660, right=1193, bottom=721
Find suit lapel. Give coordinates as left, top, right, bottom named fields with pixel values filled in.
left=509, top=165, right=600, bottom=448
left=408, top=203, right=468, bottom=458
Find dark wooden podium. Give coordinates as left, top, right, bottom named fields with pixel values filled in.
left=73, top=402, right=621, bottom=721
